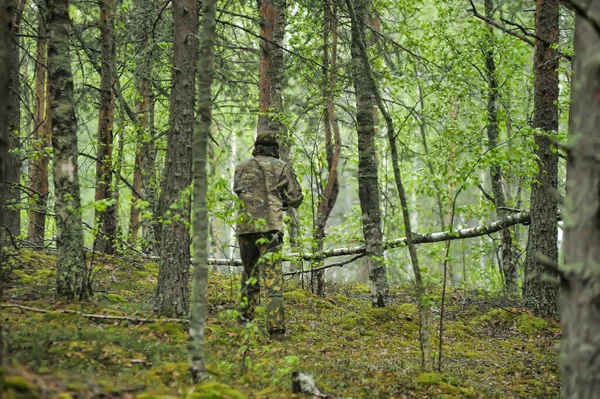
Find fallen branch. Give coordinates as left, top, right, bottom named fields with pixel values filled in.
left=1, top=303, right=187, bottom=324
left=211, top=210, right=535, bottom=267
left=283, top=254, right=366, bottom=277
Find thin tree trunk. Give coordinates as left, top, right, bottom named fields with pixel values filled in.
left=314, top=0, right=341, bottom=296
left=28, top=5, right=49, bottom=247
left=189, top=0, right=216, bottom=382
left=346, top=0, right=431, bottom=369
left=484, top=0, right=517, bottom=294
left=154, top=0, right=197, bottom=317
left=129, top=0, right=156, bottom=249
left=346, top=0, right=389, bottom=308
left=523, top=0, right=560, bottom=318
left=46, top=0, right=89, bottom=300
left=5, top=0, right=23, bottom=241
left=561, top=7, right=600, bottom=396
left=94, top=0, right=117, bottom=254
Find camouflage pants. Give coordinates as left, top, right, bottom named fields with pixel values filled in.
left=238, top=231, right=285, bottom=333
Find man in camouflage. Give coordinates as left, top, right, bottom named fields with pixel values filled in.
left=233, top=130, right=303, bottom=340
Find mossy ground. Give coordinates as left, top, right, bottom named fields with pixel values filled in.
left=1, top=249, right=560, bottom=398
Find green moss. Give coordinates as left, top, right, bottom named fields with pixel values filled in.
left=148, top=322, right=186, bottom=340
left=187, top=382, right=246, bottom=399
left=283, top=290, right=307, bottom=302
left=471, top=308, right=514, bottom=327
left=1, top=376, right=32, bottom=392
left=98, top=293, right=126, bottom=303
left=57, top=394, right=73, bottom=399
left=515, top=314, right=549, bottom=335
left=416, top=372, right=443, bottom=385
left=144, top=363, right=189, bottom=387
left=350, top=283, right=371, bottom=294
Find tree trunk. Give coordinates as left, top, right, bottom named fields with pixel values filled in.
left=314, top=0, right=341, bottom=296
left=154, top=0, right=197, bottom=317
left=347, top=0, right=388, bottom=307
left=5, top=0, right=22, bottom=242
left=28, top=5, right=49, bottom=247
left=484, top=0, right=517, bottom=294
left=561, top=7, right=600, bottom=396
left=129, top=0, right=156, bottom=250
left=94, top=0, right=117, bottom=254
left=0, top=0, right=17, bottom=365
left=523, top=0, right=560, bottom=317
left=46, top=0, right=89, bottom=300
left=189, top=0, right=216, bottom=382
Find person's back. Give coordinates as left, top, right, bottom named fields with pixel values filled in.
left=234, top=154, right=301, bottom=234
left=233, top=130, right=303, bottom=340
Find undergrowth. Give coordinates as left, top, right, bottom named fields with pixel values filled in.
left=1, top=249, right=560, bottom=398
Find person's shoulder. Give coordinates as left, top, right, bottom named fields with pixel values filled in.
left=236, top=157, right=255, bottom=170
left=256, top=155, right=286, bottom=167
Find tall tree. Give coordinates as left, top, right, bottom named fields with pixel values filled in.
left=561, top=4, right=600, bottom=396
left=257, top=0, right=301, bottom=272
left=1, top=0, right=16, bottom=364
left=523, top=0, right=560, bottom=317
left=154, top=0, right=198, bottom=317
left=483, top=0, right=517, bottom=293
left=314, top=0, right=341, bottom=295
left=347, top=0, right=389, bottom=307
left=28, top=3, right=50, bottom=247
left=189, top=0, right=216, bottom=382
left=46, top=0, right=88, bottom=300
left=94, top=0, right=117, bottom=254
left=129, top=0, right=156, bottom=249
left=5, top=0, right=22, bottom=241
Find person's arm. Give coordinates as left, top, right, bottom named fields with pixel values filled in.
left=280, top=164, right=303, bottom=208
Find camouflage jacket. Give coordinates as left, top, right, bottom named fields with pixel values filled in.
left=233, top=155, right=303, bottom=235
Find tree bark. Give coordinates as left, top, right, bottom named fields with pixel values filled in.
left=347, top=0, right=389, bottom=308
left=129, top=0, right=156, bottom=251
left=1, top=0, right=17, bottom=365
left=484, top=0, right=517, bottom=294
left=313, top=0, right=341, bottom=296
left=5, top=0, right=22, bottom=241
left=561, top=7, right=600, bottom=396
left=257, top=0, right=301, bottom=274
left=523, top=0, right=560, bottom=317
left=94, top=0, right=117, bottom=254
left=189, top=0, right=216, bottom=382
left=154, top=0, right=197, bottom=317
left=46, top=0, right=89, bottom=300
left=28, top=4, right=50, bottom=247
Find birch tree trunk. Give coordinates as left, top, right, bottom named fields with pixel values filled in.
left=189, top=0, right=216, bottom=382
left=523, top=0, right=560, bottom=317
left=347, top=0, right=388, bottom=307
left=28, top=5, right=49, bottom=247
left=484, top=0, right=517, bottom=294
left=561, top=6, right=600, bottom=396
left=94, top=0, right=117, bottom=254
left=155, top=0, right=197, bottom=317
left=46, top=0, right=89, bottom=300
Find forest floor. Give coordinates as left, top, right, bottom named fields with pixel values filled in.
left=1, top=249, right=560, bottom=398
